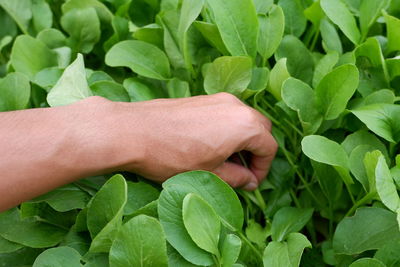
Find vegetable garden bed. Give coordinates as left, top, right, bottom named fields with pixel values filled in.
left=1, top=0, right=400, bottom=266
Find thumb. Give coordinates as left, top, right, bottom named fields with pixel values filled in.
left=212, top=162, right=259, bottom=191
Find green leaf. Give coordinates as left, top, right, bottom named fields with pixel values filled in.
left=278, top=0, right=307, bottom=37
left=320, top=0, right=361, bottom=45
left=374, top=240, right=400, bottom=266
left=10, top=35, right=58, bottom=79
left=384, top=12, right=400, bottom=54
left=33, top=247, right=81, bottom=267
left=349, top=145, right=378, bottom=192
left=203, top=56, right=252, bottom=96
left=359, top=0, right=390, bottom=40
left=61, top=7, right=101, bottom=54
left=90, top=80, right=130, bottom=102
left=167, top=78, right=191, bottom=98
left=0, top=72, right=30, bottom=112
left=375, top=155, right=400, bottom=212
left=207, top=0, right=259, bottom=58
left=109, top=215, right=168, bottom=267
left=333, top=207, right=400, bottom=254
left=267, top=58, right=290, bottom=101
left=0, top=247, right=43, bottom=267
left=257, top=5, right=285, bottom=61
left=0, top=208, right=67, bottom=248
left=352, top=104, right=400, bottom=143
left=87, top=174, right=127, bottom=253
left=263, top=241, right=290, bottom=267
left=342, top=130, right=388, bottom=157
left=320, top=18, right=343, bottom=54
left=271, top=207, right=313, bottom=242
left=312, top=161, right=343, bottom=204
left=31, top=0, right=53, bottom=33
left=221, top=234, right=241, bottom=267
left=315, top=64, right=359, bottom=120
left=0, top=237, right=23, bottom=254
left=349, top=258, right=386, bottom=267
left=275, top=35, right=314, bottom=84
left=194, top=21, right=229, bottom=55
left=123, top=77, right=164, bottom=102
left=282, top=77, right=322, bottom=134
left=248, top=67, right=269, bottom=91
left=254, top=0, right=273, bottom=14
left=182, top=193, right=221, bottom=255
left=0, top=0, right=31, bottom=34
left=37, top=29, right=67, bottom=49
left=47, top=54, right=93, bottom=107
left=286, top=233, right=312, bottom=267
left=61, top=0, right=113, bottom=23
left=312, top=51, right=339, bottom=88
left=124, top=181, right=160, bottom=215
left=105, top=40, right=171, bottom=80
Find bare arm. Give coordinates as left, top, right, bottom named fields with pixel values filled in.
left=0, top=93, right=277, bottom=211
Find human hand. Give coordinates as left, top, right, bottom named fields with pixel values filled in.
left=104, top=93, right=278, bottom=190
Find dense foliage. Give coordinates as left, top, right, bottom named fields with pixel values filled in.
left=1, top=0, right=400, bottom=266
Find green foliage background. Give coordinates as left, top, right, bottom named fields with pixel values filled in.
left=1, top=0, right=400, bottom=266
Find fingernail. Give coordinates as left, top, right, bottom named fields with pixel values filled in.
left=243, top=181, right=258, bottom=191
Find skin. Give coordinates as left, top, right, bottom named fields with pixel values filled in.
left=0, top=93, right=277, bottom=212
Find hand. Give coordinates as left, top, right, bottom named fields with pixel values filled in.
left=105, top=93, right=278, bottom=190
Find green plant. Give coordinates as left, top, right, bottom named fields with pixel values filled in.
left=1, top=0, right=400, bottom=266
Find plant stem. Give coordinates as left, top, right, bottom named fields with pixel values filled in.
left=238, top=231, right=263, bottom=261
left=345, top=192, right=375, bottom=217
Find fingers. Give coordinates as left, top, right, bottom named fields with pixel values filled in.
left=212, top=161, right=259, bottom=191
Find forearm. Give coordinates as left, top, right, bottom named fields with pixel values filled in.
left=0, top=97, right=133, bottom=211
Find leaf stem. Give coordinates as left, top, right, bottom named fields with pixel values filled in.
left=344, top=192, right=375, bottom=217
left=238, top=231, right=263, bottom=261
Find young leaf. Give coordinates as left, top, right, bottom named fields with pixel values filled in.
left=221, top=234, right=241, bottom=267
left=349, top=258, right=386, bottom=267
left=10, top=35, right=58, bottom=79
left=267, top=58, right=290, bottom=101
left=286, top=233, right=312, bottom=267
left=312, top=51, right=339, bottom=88
left=315, top=64, right=359, bottom=120
left=320, top=18, right=343, bottom=54
left=33, top=247, right=81, bottom=267
left=359, top=0, right=390, bottom=40
left=207, top=0, right=259, bottom=58
left=320, top=0, right=361, bottom=45
left=263, top=241, right=290, bottom=267
left=352, top=104, right=400, bottom=143
left=31, top=0, right=52, bottom=33
left=105, top=40, right=171, bottom=80
left=0, top=236, right=23, bottom=254
left=109, top=215, right=168, bottom=267
left=271, top=207, right=313, bottom=242
left=203, top=56, right=252, bottom=96
left=194, top=21, right=229, bottom=55
left=384, top=12, right=400, bottom=54
left=0, top=0, right=31, bottom=34
left=167, top=78, right=191, bottom=98
left=123, top=77, right=164, bottom=102
left=90, top=80, right=130, bottom=102
left=257, top=5, right=285, bottom=61
left=47, top=54, right=93, bottom=107
left=278, top=0, right=306, bottom=37
left=182, top=193, right=221, bottom=256
left=0, top=72, right=30, bottom=112
left=375, top=155, right=400, bottom=212
left=333, top=207, right=400, bottom=254
left=124, top=181, right=160, bottom=216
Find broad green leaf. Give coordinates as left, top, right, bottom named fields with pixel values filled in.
left=0, top=248, right=43, bottom=267
left=282, top=78, right=322, bottom=134
left=384, top=12, right=400, bottom=54
left=109, top=215, right=168, bottom=267
left=312, top=51, right=339, bottom=88
left=257, top=5, right=285, bottom=61
left=61, top=0, right=113, bottom=23
left=375, top=155, right=400, bottom=212
left=10, top=35, right=58, bottom=79
left=364, top=150, right=382, bottom=193
left=271, top=207, right=313, bottom=242
left=286, top=233, right=312, bottom=267
left=0, top=237, right=23, bottom=254
left=359, top=0, right=390, bottom=40
left=320, top=18, right=343, bottom=54
left=204, top=56, right=252, bottom=96
left=0, top=208, right=67, bottom=248
left=0, top=0, right=31, bottom=34
left=263, top=241, right=290, bottom=267
left=31, top=0, right=52, bottom=33
left=349, top=258, right=386, bottom=267
left=183, top=193, right=220, bottom=255
left=30, top=184, right=91, bottom=212
left=0, top=72, right=30, bottom=112
left=342, top=130, right=388, bottom=157
left=158, top=171, right=243, bottom=265
left=167, top=78, right=191, bottom=98
left=59, top=230, right=90, bottom=256
left=254, top=0, right=273, bottom=14
left=321, top=0, right=361, bottom=45
left=105, top=40, right=171, bottom=80
left=333, top=207, right=400, bottom=254
left=245, top=219, right=269, bottom=247
left=221, top=234, right=241, bottom=267
left=33, top=67, right=63, bottom=92
left=302, top=135, right=349, bottom=169
left=167, top=245, right=199, bottom=267
left=194, top=21, right=229, bottom=55
left=374, top=240, right=400, bottom=266
left=33, top=247, right=81, bottom=267
left=123, top=77, right=164, bottom=101
left=87, top=174, right=127, bottom=253
left=267, top=58, right=290, bottom=101
left=124, top=181, right=160, bottom=215
left=315, top=64, right=359, bottom=120
left=247, top=67, right=269, bottom=92
left=178, top=0, right=204, bottom=70
left=105, top=16, right=130, bottom=51
left=37, top=29, right=67, bottom=49
left=47, top=54, right=93, bottom=107
left=349, top=145, right=378, bottom=192
left=304, top=0, right=324, bottom=26
left=90, top=81, right=130, bottom=102
left=275, top=35, right=314, bottom=84
left=207, top=0, right=259, bottom=58
left=362, top=89, right=395, bottom=106
left=312, top=161, right=343, bottom=203
left=278, top=0, right=307, bottom=37
left=352, top=104, right=400, bottom=143
left=61, top=7, right=101, bottom=54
